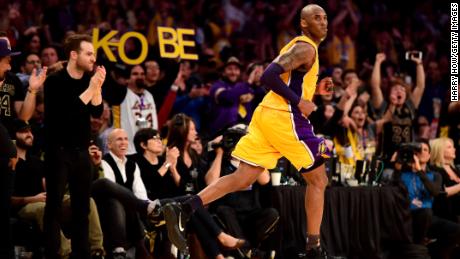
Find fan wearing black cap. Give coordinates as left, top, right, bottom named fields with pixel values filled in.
left=0, top=34, right=46, bottom=259
left=0, top=36, right=48, bottom=135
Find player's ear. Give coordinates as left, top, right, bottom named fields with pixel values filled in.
left=300, top=18, right=308, bottom=29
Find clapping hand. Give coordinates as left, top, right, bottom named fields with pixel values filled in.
left=90, top=66, right=106, bottom=93
left=28, top=67, right=48, bottom=93
left=166, top=147, right=180, bottom=167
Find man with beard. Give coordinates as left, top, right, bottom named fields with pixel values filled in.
left=208, top=57, right=255, bottom=133
left=11, top=120, right=105, bottom=259
left=110, top=65, right=158, bottom=154
left=43, top=34, right=106, bottom=259
left=1, top=35, right=47, bottom=259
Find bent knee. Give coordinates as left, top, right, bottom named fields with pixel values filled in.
left=302, top=167, right=328, bottom=189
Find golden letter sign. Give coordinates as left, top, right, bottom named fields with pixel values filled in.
left=93, top=27, right=197, bottom=65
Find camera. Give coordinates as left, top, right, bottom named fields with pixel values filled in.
left=405, top=51, right=423, bottom=60
left=396, top=142, right=422, bottom=165
left=211, top=127, right=246, bottom=151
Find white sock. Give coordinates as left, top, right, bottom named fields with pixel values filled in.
left=113, top=247, right=125, bottom=254
left=147, top=199, right=161, bottom=215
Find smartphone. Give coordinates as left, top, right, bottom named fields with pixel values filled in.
left=405, top=51, right=423, bottom=60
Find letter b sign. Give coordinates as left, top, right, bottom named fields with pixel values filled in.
left=158, top=27, right=198, bottom=60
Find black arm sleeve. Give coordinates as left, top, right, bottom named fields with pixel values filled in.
left=260, top=63, right=301, bottom=105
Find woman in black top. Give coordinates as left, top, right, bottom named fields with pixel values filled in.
left=430, top=137, right=460, bottom=222
left=132, top=128, right=181, bottom=200
left=167, top=113, right=207, bottom=195
left=133, top=127, right=246, bottom=259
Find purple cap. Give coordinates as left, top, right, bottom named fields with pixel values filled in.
left=0, top=39, right=21, bottom=57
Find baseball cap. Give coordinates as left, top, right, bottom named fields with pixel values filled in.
left=224, top=56, right=242, bottom=69
left=13, top=119, right=31, bottom=134
left=0, top=39, right=21, bottom=57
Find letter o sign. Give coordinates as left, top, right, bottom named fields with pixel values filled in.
left=118, top=32, right=148, bottom=65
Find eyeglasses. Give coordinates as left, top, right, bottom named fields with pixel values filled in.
left=151, top=135, right=162, bottom=141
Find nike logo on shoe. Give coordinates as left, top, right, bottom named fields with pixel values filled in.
left=178, top=211, right=185, bottom=232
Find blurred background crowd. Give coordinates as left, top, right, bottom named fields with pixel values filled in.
left=1, top=0, right=459, bottom=258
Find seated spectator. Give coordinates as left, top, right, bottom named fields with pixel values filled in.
left=205, top=126, right=280, bottom=257
left=162, top=115, right=247, bottom=258
left=10, top=120, right=105, bottom=258
left=40, top=46, right=59, bottom=67
left=16, top=53, right=42, bottom=92
left=166, top=113, right=207, bottom=195
left=90, top=100, right=113, bottom=155
left=447, top=101, right=460, bottom=165
left=94, top=128, right=158, bottom=259
left=430, top=138, right=460, bottom=223
left=396, top=140, right=460, bottom=258
left=131, top=128, right=181, bottom=200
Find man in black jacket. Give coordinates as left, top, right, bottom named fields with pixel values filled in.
left=43, top=34, right=106, bottom=259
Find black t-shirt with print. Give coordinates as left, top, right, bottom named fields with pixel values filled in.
left=0, top=72, right=25, bottom=134
left=380, top=99, right=416, bottom=160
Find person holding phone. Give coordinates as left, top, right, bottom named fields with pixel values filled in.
left=370, top=52, right=426, bottom=161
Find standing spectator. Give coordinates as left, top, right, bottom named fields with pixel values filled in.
left=370, top=53, right=425, bottom=161
left=11, top=120, right=105, bottom=258
left=43, top=34, right=105, bottom=259
left=326, top=0, right=359, bottom=69
left=109, top=65, right=158, bottom=154
left=245, top=62, right=267, bottom=110
left=209, top=57, right=254, bottom=133
left=0, top=38, right=19, bottom=256
left=173, top=61, right=210, bottom=131
left=0, top=37, right=47, bottom=135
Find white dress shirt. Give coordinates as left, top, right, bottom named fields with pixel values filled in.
left=101, top=152, right=149, bottom=200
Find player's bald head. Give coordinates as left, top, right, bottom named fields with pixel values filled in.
left=301, top=4, right=325, bottom=20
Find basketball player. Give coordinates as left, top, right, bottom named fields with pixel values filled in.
left=164, top=4, right=332, bottom=258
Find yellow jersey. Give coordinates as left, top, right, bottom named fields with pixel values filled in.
left=259, top=35, right=319, bottom=112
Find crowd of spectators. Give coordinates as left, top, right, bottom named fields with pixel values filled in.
left=1, top=0, right=458, bottom=258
